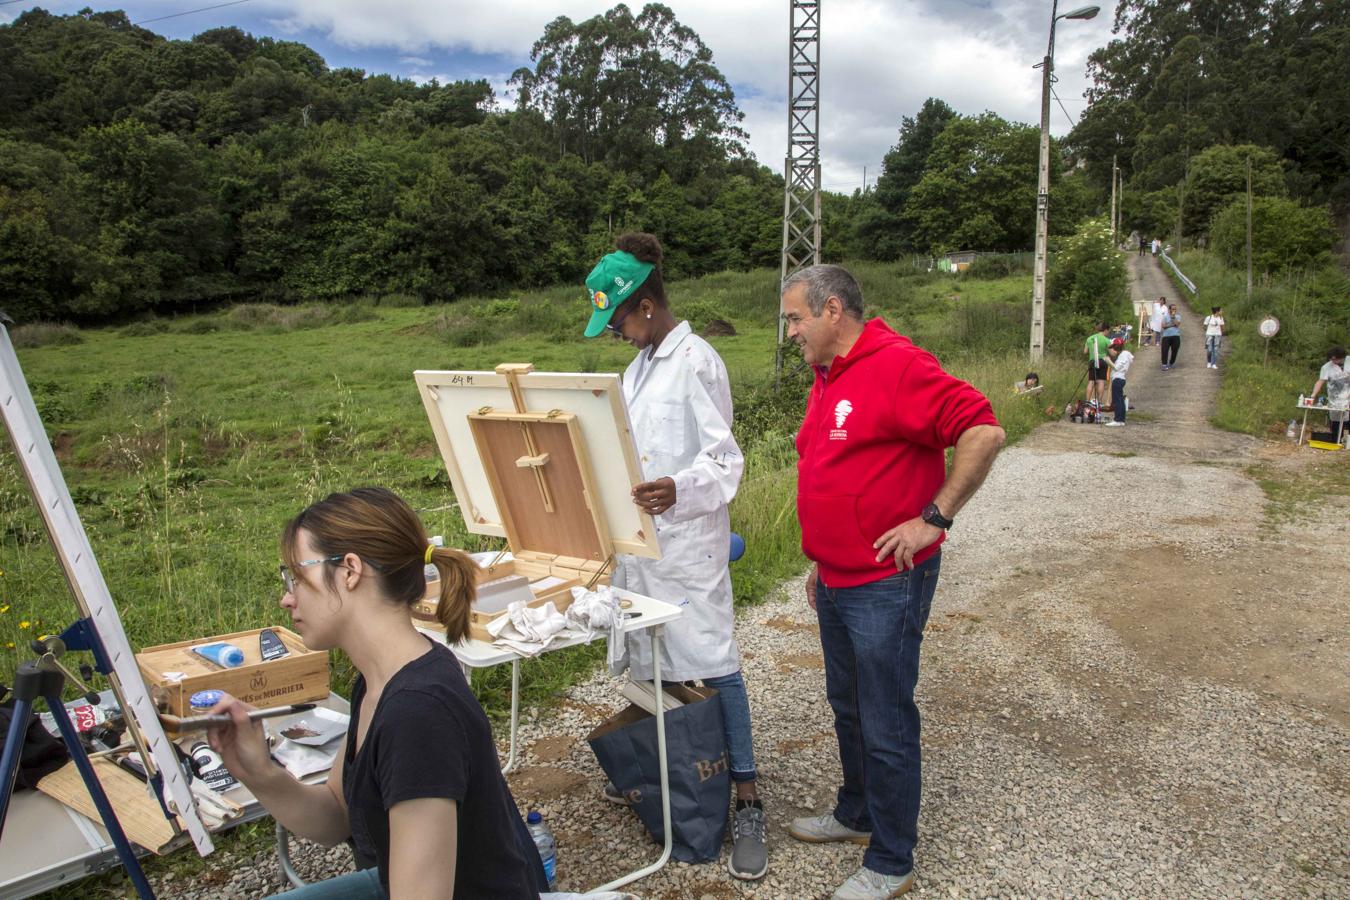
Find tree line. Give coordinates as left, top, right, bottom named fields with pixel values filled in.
left=4, top=3, right=1345, bottom=326
left=0, top=5, right=783, bottom=323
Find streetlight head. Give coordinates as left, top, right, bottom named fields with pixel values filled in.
left=1060, top=5, right=1100, bottom=20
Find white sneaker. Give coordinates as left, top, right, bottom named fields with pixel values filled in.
left=1104, top=420, right=1125, bottom=427
left=787, top=812, right=871, bottom=845
left=831, top=865, right=915, bottom=899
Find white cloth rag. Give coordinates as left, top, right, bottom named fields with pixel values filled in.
left=566, top=585, right=628, bottom=672
left=486, top=599, right=568, bottom=657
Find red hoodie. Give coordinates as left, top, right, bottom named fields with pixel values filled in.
left=796, top=318, right=999, bottom=588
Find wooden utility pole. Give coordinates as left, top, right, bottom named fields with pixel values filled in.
left=1246, top=155, right=1254, bottom=303
left=1112, top=155, right=1123, bottom=246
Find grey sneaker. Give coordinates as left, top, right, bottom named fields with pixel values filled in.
left=728, top=804, right=768, bottom=880
left=831, top=865, right=915, bottom=899
left=602, top=781, right=631, bottom=805
left=787, top=812, right=871, bottom=845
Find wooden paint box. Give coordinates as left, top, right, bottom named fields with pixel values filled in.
left=413, top=364, right=663, bottom=643
left=136, top=626, right=328, bottom=716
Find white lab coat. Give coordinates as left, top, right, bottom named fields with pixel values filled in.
left=614, top=321, right=744, bottom=682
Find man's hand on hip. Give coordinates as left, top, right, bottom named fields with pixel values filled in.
left=874, top=518, right=943, bottom=570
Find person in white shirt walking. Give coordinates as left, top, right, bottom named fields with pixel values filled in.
left=1149, top=297, right=1167, bottom=348
left=1203, top=306, right=1226, bottom=369
left=1105, top=339, right=1134, bottom=426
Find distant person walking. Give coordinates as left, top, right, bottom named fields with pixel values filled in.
left=1310, top=346, right=1349, bottom=444
left=1148, top=297, right=1167, bottom=348
left=1137, top=235, right=1146, bottom=257
left=1151, top=237, right=1161, bottom=257
left=1084, top=323, right=1111, bottom=405
left=1203, top=306, right=1226, bottom=369
left=1160, top=304, right=1182, bottom=370
left=1105, top=339, right=1133, bottom=427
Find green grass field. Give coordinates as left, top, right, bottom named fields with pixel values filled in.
left=1, top=261, right=1075, bottom=713
left=1165, top=251, right=1349, bottom=438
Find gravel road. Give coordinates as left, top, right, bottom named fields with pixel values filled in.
left=152, top=255, right=1348, bottom=899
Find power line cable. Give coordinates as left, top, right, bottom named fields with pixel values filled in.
left=1049, top=84, right=1079, bottom=130
left=134, top=0, right=259, bottom=26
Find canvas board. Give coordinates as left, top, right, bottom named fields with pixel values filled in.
left=0, top=323, right=213, bottom=855
left=413, top=369, right=661, bottom=558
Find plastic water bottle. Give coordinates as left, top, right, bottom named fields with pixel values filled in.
left=1286, top=419, right=1298, bottom=441
left=526, top=810, right=557, bottom=888
left=424, top=535, right=443, bottom=599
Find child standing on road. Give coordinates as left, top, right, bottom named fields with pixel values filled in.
left=1106, top=339, right=1133, bottom=427
left=1203, top=306, right=1225, bottom=369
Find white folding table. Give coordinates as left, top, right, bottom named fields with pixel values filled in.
left=419, top=587, right=683, bottom=894
left=1296, top=398, right=1350, bottom=447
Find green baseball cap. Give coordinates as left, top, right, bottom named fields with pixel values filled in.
left=583, top=251, right=655, bottom=338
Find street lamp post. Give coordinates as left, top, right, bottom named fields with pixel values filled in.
left=1029, top=2, right=1099, bottom=362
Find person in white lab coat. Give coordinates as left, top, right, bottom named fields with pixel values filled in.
left=582, top=232, right=768, bottom=881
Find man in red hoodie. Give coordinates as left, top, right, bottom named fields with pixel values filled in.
left=782, top=265, right=1005, bottom=900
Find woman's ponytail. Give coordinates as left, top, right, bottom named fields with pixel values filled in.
left=430, top=547, right=477, bottom=643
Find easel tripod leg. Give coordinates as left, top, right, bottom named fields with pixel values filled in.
left=45, top=695, right=157, bottom=900
left=0, top=696, right=35, bottom=835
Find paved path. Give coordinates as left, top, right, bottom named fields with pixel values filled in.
left=1022, top=254, right=1261, bottom=462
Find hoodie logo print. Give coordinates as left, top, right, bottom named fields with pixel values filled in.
left=830, top=399, right=853, bottom=440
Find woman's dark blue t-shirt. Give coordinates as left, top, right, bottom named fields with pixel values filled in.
left=342, top=641, right=535, bottom=897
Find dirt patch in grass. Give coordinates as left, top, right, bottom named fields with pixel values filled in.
left=529, top=735, right=577, bottom=763
left=506, top=766, right=587, bottom=804
left=764, top=614, right=817, bottom=635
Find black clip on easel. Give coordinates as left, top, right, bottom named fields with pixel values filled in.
left=0, top=618, right=156, bottom=899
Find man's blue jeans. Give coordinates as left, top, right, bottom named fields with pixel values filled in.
left=815, top=554, right=941, bottom=877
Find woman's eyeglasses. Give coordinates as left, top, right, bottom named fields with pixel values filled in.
left=605, top=302, right=635, bottom=335
left=278, top=556, right=344, bottom=593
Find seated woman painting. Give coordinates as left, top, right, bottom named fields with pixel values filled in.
left=207, top=487, right=546, bottom=899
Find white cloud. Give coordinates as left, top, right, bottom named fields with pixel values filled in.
left=256, top=0, right=1117, bottom=184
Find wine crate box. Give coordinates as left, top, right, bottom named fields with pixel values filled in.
left=137, top=626, right=328, bottom=716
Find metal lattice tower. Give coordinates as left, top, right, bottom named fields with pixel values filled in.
left=777, top=0, right=821, bottom=372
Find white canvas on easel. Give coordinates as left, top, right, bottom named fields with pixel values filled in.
left=0, top=322, right=214, bottom=855
left=414, top=367, right=661, bottom=559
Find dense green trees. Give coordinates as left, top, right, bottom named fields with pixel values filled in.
left=1073, top=0, right=1350, bottom=244
left=0, top=6, right=781, bottom=323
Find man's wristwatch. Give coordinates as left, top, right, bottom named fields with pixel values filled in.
left=921, top=502, right=954, bottom=530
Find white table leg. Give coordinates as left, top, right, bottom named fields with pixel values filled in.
left=502, top=659, right=521, bottom=774
left=593, top=625, right=674, bottom=892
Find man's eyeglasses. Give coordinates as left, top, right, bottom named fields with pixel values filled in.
left=279, top=556, right=344, bottom=594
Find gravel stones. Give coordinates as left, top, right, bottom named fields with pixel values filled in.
left=148, top=445, right=1348, bottom=899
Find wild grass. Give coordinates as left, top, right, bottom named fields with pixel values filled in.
left=1170, top=251, right=1350, bottom=437
left=1, top=263, right=1065, bottom=714
left=8, top=322, right=85, bottom=348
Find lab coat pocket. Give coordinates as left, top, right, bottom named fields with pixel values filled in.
left=644, top=399, right=687, bottom=458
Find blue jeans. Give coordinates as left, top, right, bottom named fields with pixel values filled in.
left=702, top=670, right=757, bottom=783
left=816, top=554, right=941, bottom=877
left=1206, top=334, right=1221, bottom=366
left=272, top=868, right=384, bottom=899
left=1111, top=377, right=1127, bottom=422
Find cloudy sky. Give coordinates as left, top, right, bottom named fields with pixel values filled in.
left=5, top=1, right=1121, bottom=193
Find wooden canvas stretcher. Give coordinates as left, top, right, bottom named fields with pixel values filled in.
left=412, top=364, right=661, bottom=640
